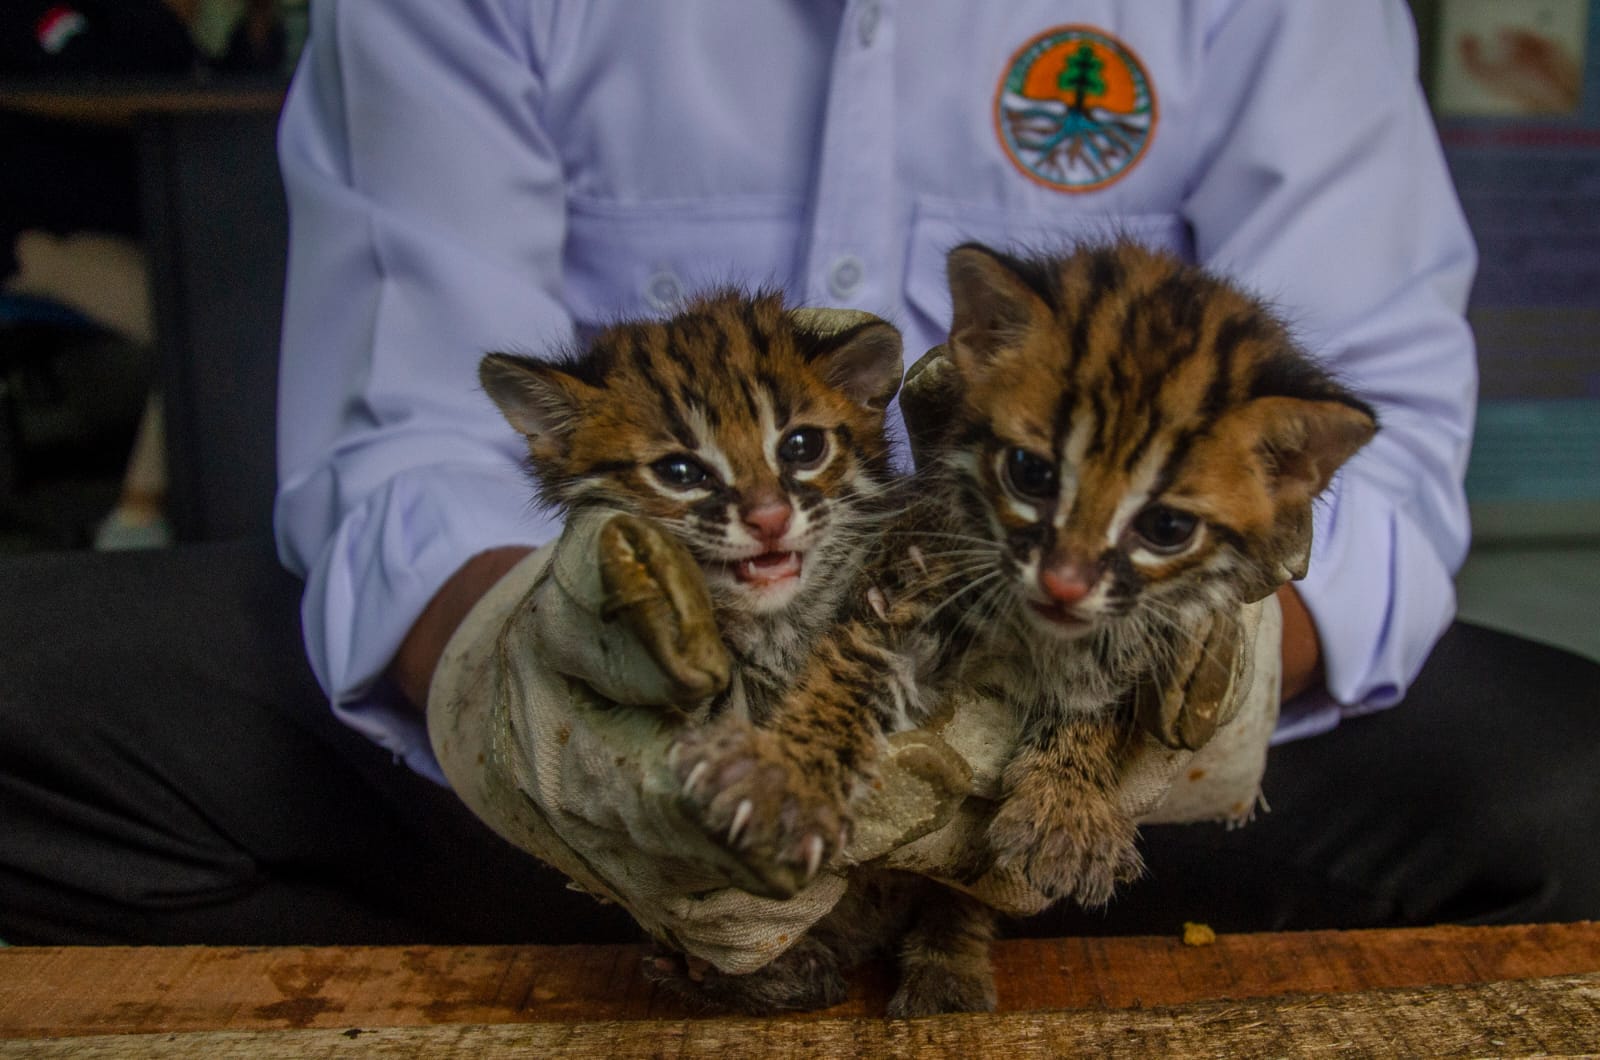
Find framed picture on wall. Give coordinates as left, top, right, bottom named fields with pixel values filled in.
left=1433, top=0, right=1587, bottom=116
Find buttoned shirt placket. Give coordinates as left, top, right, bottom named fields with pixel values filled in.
left=802, top=0, right=898, bottom=317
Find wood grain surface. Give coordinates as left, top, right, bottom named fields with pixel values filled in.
left=2, top=922, right=1597, bottom=1041
left=3, top=973, right=1597, bottom=1058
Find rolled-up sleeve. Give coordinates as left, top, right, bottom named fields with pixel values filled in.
left=1183, top=0, right=1478, bottom=737
left=275, top=0, right=567, bottom=777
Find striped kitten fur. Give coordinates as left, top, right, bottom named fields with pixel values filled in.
left=479, top=290, right=905, bottom=719
left=669, top=241, right=1378, bottom=1015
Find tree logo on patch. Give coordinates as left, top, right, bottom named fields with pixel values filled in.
left=996, top=26, right=1157, bottom=193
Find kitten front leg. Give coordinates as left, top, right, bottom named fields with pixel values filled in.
left=670, top=718, right=863, bottom=898
left=643, top=936, right=849, bottom=1015
left=987, top=712, right=1144, bottom=908
left=888, top=884, right=998, bottom=1017
left=671, top=620, right=894, bottom=898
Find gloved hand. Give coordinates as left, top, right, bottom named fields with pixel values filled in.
left=430, top=506, right=988, bottom=973
left=430, top=508, right=814, bottom=973
left=429, top=500, right=1282, bottom=970
left=856, top=594, right=1282, bottom=918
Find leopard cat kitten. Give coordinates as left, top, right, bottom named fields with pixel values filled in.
left=670, top=241, right=1378, bottom=1016
left=479, top=291, right=910, bottom=1017
left=479, top=290, right=905, bottom=719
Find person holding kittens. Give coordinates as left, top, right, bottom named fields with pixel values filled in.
left=1, top=1, right=1596, bottom=960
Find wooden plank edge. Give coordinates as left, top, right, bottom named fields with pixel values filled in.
left=4, top=923, right=1596, bottom=1037
left=3, top=972, right=1597, bottom=1059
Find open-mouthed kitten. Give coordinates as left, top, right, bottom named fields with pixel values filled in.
left=479, top=290, right=905, bottom=718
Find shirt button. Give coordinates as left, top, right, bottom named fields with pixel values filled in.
left=857, top=1, right=880, bottom=47
left=644, top=269, right=683, bottom=311
left=827, top=255, right=865, bottom=299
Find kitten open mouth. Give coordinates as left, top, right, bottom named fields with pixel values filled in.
left=735, top=551, right=803, bottom=586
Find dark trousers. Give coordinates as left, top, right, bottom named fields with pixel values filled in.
left=2, top=540, right=1597, bottom=945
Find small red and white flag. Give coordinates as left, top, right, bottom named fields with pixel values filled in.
left=35, top=5, right=88, bottom=56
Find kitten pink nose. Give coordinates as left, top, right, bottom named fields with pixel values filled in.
left=1039, top=564, right=1093, bottom=605
left=741, top=500, right=792, bottom=542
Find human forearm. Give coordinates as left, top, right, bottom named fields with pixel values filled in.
left=392, top=545, right=534, bottom=711
left=1276, top=583, right=1323, bottom=703
left=273, top=1, right=576, bottom=772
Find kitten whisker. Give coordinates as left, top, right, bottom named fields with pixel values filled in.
left=917, top=569, right=1006, bottom=632
left=893, top=560, right=1005, bottom=606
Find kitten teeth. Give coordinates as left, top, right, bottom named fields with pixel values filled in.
left=803, top=834, right=825, bottom=882
left=728, top=799, right=754, bottom=845
left=867, top=587, right=889, bottom=620
left=683, top=760, right=710, bottom=797
left=735, top=551, right=802, bottom=585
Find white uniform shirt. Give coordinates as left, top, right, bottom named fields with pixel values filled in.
left=276, top=0, right=1477, bottom=782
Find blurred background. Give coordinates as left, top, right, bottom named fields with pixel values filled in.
left=2, top=0, right=299, bottom=554
left=1411, top=0, right=1600, bottom=662
left=0, top=0, right=1594, bottom=663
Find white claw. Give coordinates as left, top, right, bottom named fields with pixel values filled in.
left=803, top=834, right=825, bottom=882
left=908, top=545, right=928, bottom=574
left=683, top=760, right=710, bottom=797
left=729, top=799, right=754, bottom=845
left=867, top=587, right=889, bottom=621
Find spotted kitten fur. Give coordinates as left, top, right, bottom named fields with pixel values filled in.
left=670, top=241, right=1379, bottom=1014
left=480, top=291, right=905, bottom=726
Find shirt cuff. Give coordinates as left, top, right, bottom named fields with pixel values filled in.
left=294, top=460, right=555, bottom=782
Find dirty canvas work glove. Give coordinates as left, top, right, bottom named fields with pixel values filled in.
left=431, top=509, right=820, bottom=972
left=430, top=508, right=974, bottom=973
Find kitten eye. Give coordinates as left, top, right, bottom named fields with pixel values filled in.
left=651, top=454, right=710, bottom=489
left=778, top=427, right=827, bottom=468
left=1132, top=505, right=1200, bottom=554
left=1005, top=447, right=1058, bottom=499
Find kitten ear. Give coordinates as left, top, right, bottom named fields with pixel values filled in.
left=479, top=352, right=594, bottom=440
left=900, top=344, right=963, bottom=465
left=945, top=243, right=1051, bottom=375
left=787, top=308, right=905, bottom=410
left=1223, top=395, right=1376, bottom=601
left=1249, top=396, right=1378, bottom=504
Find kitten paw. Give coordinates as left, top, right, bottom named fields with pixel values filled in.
left=988, top=782, right=1144, bottom=908
left=670, top=721, right=849, bottom=899
left=887, top=960, right=997, bottom=1017
left=597, top=512, right=731, bottom=705
left=643, top=940, right=848, bottom=1015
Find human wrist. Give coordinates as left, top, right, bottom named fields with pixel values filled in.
left=392, top=546, right=535, bottom=711
left=1276, top=583, right=1323, bottom=702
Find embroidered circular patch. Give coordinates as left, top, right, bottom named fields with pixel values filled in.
left=995, top=25, right=1158, bottom=193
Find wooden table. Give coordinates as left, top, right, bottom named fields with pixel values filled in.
left=2, top=923, right=1597, bottom=1056
left=1, top=81, right=284, bottom=127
